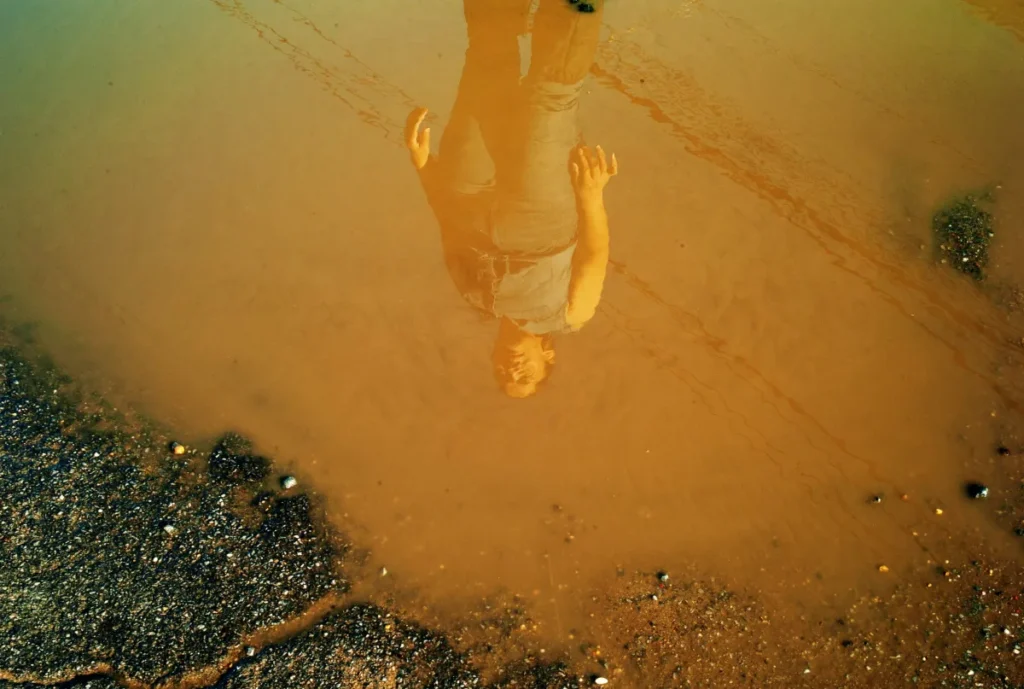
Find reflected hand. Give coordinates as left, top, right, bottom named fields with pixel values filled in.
left=404, top=107, right=432, bottom=171
left=571, top=145, right=618, bottom=205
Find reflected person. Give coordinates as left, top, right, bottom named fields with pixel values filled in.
left=404, top=0, right=617, bottom=398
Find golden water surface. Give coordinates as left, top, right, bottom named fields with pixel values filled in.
left=2, top=0, right=1024, bottom=639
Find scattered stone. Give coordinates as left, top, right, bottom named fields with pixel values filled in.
left=869, top=494, right=883, bottom=504
left=932, top=192, right=995, bottom=281
left=162, top=523, right=177, bottom=535
left=998, top=446, right=1011, bottom=456
left=281, top=475, right=298, bottom=490
left=381, top=567, right=388, bottom=577
left=593, top=677, right=609, bottom=686
left=169, top=441, right=186, bottom=456
left=935, top=507, right=944, bottom=515
left=878, top=564, right=890, bottom=573
left=965, top=482, right=989, bottom=500
left=245, top=646, right=257, bottom=657
left=657, top=571, right=669, bottom=583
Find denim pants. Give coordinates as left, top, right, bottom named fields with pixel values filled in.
left=437, top=0, right=603, bottom=255
left=436, top=0, right=603, bottom=332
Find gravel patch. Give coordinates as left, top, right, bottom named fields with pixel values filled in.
left=0, top=345, right=343, bottom=685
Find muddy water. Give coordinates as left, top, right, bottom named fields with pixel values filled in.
left=2, top=0, right=1024, bottom=640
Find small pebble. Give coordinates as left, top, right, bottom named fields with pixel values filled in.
left=869, top=494, right=883, bottom=504
left=381, top=567, right=388, bottom=577
left=593, top=678, right=609, bottom=686
left=935, top=508, right=944, bottom=516
left=280, top=475, right=298, bottom=490
left=245, top=646, right=256, bottom=657
left=965, top=482, right=989, bottom=500
left=657, top=571, right=669, bottom=583
left=998, top=446, right=1011, bottom=456
left=162, top=524, right=177, bottom=535
left=878, top=565, right=890, bottom=573
left=169, top=441, right=185, bottom=456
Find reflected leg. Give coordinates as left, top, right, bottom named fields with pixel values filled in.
left=438, top=0, right=528, bottom=194
left=529, top=0, right=603, bottom=86
left=492, top=0, right=604, bottom=252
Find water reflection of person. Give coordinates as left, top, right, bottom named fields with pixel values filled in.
left=404, top=0, right=617, bottom=398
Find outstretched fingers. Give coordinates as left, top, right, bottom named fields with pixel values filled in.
left=576, top=147, right=593, bottom=177
left=404, top=107, right=429, bottom=149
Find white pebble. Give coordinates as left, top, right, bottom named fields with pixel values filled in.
left=281, top=475, right=298, bottom=490
left=594, top=678, right=609, bottom=686
left=162, top=524, right=177, bottom=535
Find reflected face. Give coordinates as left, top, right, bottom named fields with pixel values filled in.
left=492, top=322, right=555, bottom=398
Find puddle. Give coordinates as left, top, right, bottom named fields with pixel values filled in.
left=2, top=0, right=1023, bottom=647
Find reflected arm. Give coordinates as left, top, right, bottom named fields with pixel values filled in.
left=565, top=196, right=610, bottom=331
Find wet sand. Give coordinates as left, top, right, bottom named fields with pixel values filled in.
left=2, top=0, right=1024, bottom=661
